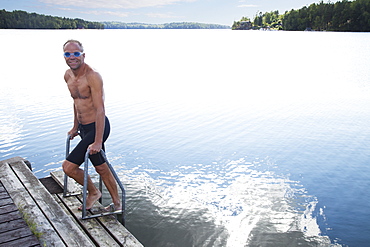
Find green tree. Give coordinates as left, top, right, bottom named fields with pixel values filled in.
left=280, top=0, right=370, bottom=31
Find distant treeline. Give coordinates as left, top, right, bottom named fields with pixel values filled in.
left=233, top=0, right=370, bottom=31
left=103, top=22, right=229, bottom=29
left=0, top=9, right=229, bottom=30
left=0, top=10, right=103, bottom=29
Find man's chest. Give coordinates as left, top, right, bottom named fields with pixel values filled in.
left=67, top=78, right=90, bottom=99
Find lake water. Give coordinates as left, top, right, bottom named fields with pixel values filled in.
left=1, top=29, right=370, bottom=247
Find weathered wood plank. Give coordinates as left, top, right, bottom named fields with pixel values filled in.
left=0, top=227, right=34, bottom=243
left=0, top=159, right=66, bottom=246
left=0, top=219, right=29, bottom=234
left=0, top=211, right=22, bottom=224
left=0, top=191, right=9, bottom=198
left=97, top=214, right=144, bottom=247
left=54, top=193, right=121, bottom=247
left=0, top=198, right=13, bottom=207
left=0, top=203, right=18, bottom=214
left=9, top=159, right=96, bottom=247
left=0, top=234, right=41, bottom=247
left=51, top=171, right=82, bottom=195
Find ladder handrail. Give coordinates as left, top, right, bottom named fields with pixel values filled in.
left=64, top=135, right=125, bottom=224
left=63, top=135, right=71, bottom=198
left=100, top=149, right=126, bottom=216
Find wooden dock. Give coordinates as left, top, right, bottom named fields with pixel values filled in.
left=0, top=157, right=143, bottom=247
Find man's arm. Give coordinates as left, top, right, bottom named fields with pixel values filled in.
left=87, top=71, right=105, bottom=154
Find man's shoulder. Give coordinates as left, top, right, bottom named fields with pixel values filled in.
left=64, top=69, right=72, bottom=81
left=86, top=66, right=103, bottom=81
left=64, top=68, right=72, bottom=74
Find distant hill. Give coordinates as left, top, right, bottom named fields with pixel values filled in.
left=102, top=21, right=230, bottom=29
left=0, top=9, right=230, bottom=29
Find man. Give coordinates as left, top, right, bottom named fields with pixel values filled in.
left=62, top=39, right=121, bottom=211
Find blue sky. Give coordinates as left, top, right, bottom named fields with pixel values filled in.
left=1, top=0, right=334, bottom=26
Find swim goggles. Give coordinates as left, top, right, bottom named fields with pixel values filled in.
left=64, top=52, right=84, bottom=58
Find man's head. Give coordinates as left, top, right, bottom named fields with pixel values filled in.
left=63, top=39, right=85, bottom=70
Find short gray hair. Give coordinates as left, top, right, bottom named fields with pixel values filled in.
left=63, top=39, right=84, bottom=52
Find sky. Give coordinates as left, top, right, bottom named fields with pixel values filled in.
left=1, top=0, right=334, bottom=26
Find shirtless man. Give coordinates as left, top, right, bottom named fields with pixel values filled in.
left=62, top=40, right=121, bottom=211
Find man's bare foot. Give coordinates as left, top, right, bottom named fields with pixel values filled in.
left=78, top=191, right=102, bottom=210
left=104, top=202, right=122, bottom=212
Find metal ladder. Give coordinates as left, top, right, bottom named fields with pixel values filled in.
left=63, top=135, right=126, bottom=225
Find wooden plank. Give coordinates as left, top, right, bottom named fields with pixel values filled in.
left=0, top=203, right=18, bottom=214
left=0, top=191, right=5, bottom=197
left=0, top=227, right=35, bottom=243
left=97, top=214, right=144, bottom=247
left=0, top=191, right=9, bottom=198
left=54, top=193, right=121, bottom=247
left=0, top=198, right=13, bottom=207
left=0, top=234, right=41, bottom=247
left=0, top=211, right=22, bottom=224
left=51, top=171, right=82, bottom=195
left=0, top=159, right=66, bottom=247
left=0, top=219, right=29, bottom=234
left=9, top=159, right=96, bottom=247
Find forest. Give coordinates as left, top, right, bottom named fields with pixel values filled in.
left=232, top=0, right=370, bottom=31
left=0, top=10, right=103, bottom=29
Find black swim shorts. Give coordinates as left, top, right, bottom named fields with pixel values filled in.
left=66, top=116, right=110, bottom=166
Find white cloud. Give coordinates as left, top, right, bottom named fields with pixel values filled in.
left=146, top=12, right=181, bottom=19
left=50, top=6, right=132, bottom=18
left=80, top=10, right=131, bottom=17
left=56, top=7, right=75, bottom=11
left=39, top=0, right=196, bottom=9
left=237, top=4, right=258, bottom=8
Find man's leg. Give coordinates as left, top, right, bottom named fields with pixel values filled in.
left=95, top=163, right=121, bottom=210
left=62, top=160, right=102, bottom=209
